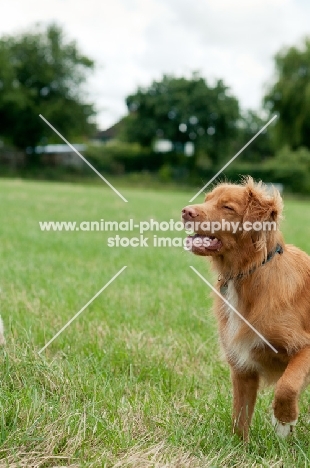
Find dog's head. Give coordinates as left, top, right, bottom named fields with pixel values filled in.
left=182, top=177, right=283, bottom=260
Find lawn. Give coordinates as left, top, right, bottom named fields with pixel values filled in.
left=0, top=178, right=310, bottom=467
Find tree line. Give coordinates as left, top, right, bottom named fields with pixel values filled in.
left=1, top=23, right=310, bottom=192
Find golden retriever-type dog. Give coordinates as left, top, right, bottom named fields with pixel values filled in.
left=182, top=177, right=310, bottom=441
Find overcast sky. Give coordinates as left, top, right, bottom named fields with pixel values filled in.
left=1, top=0, right=310, bottom=129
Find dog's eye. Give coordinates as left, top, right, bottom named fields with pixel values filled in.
left=223, top=205, right=234, bottom=211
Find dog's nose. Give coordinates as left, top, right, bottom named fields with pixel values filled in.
left=182, top=206, right=198, bottom=219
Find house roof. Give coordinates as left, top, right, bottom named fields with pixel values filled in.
left=96, top=119, right=125, bottom=141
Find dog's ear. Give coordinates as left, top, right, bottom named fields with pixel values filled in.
left=242, top=179, right=283, bottom=251
left=243, top=179, right=283, bottom=224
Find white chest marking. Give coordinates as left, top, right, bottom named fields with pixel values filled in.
left=222, top=281, right=260, bottom=370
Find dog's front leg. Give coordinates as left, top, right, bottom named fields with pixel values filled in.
left=272, top=346, right=310, bottom=437
left=231, top=368, right=259, bottom=441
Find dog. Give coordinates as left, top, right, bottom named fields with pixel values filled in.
left=182, top=177, right=310, bottom=441
left=0, top=317, right=5, bottom=345
left=0, top=316, right=6, bottom=346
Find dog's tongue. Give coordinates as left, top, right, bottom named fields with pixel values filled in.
left=186, top=234, right=222, bottom=255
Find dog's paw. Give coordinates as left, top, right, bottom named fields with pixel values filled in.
left=271, top=413, right=297, bottom=437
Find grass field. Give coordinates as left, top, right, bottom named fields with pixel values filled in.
left=1, top=178, right=310, bottom=467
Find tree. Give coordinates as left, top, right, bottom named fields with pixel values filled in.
left=233, top=110, right=273, bottom=162
left=0, top=23, right=96, bottom=157
left=264, top=38, right=310, bottom=150
left=121, top=74, right=240, bottom=167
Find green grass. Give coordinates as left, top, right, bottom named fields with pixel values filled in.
left=0, top=178, right=310, bottom=467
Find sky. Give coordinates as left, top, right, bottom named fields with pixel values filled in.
left=1, top=0, right=310, bottom=129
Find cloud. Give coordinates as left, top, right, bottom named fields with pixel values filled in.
left=0, top=0, right=310, bottom=128
left=138, top=0, right=310, bottom=113
left=162, top=0, right=304, bottom=55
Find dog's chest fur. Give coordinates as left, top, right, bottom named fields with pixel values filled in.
left=221, top=281, right=261, bottom=371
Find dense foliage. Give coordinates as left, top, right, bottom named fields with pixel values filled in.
left=265, top=38, right=310, bottom=150
left=122, top=74, right=240, bottom=166
left=0, top=23, right=96, bottom=152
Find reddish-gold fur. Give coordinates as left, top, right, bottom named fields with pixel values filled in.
left=182, top=177, right=310, bottom=441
